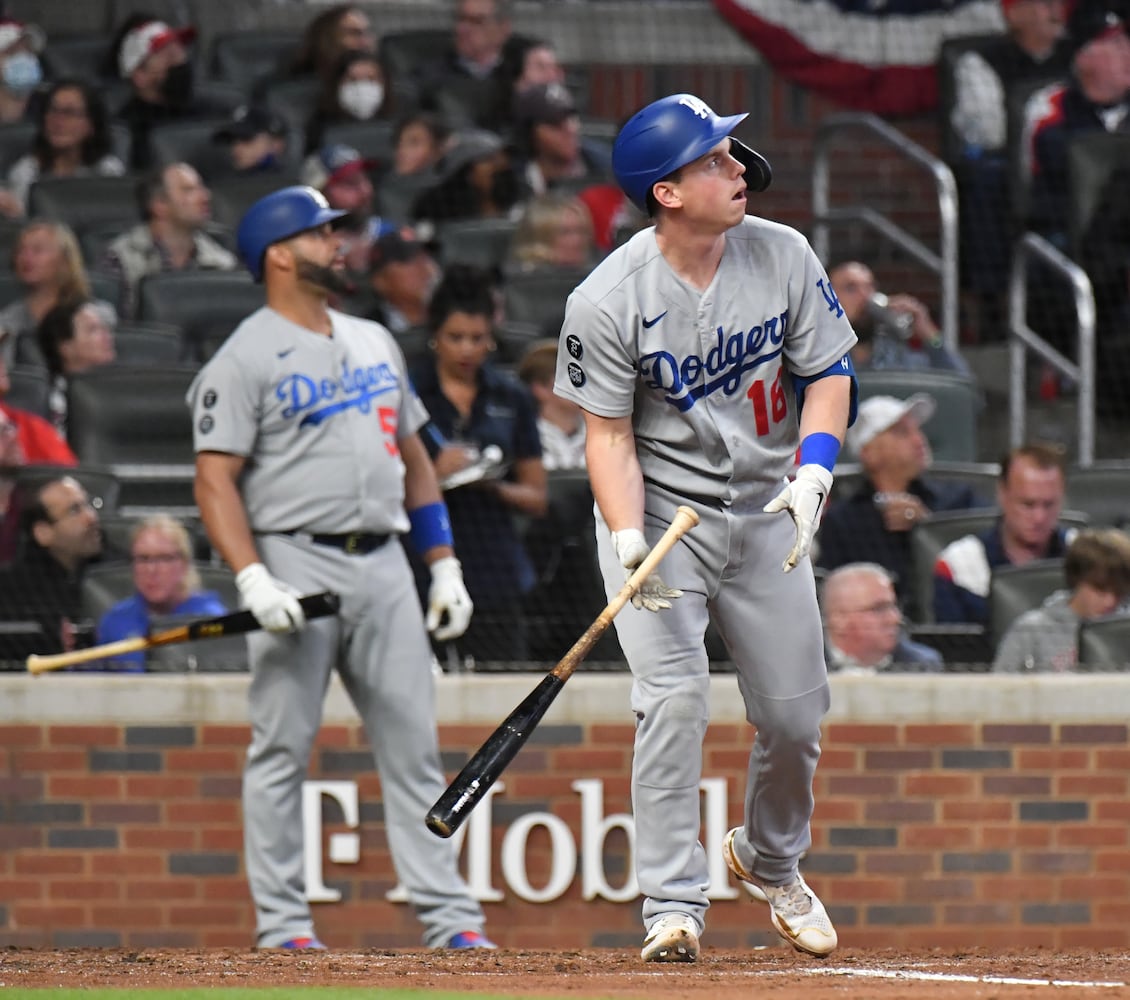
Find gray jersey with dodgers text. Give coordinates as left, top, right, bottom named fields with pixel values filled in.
left=186, top=306, right=429, bottom=534
left=553, top=218, right=856, bottom=504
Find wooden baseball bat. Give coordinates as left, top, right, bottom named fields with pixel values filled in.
left=26, top=592, right=341, bottom=675
left=425, top=505, right=700, bottom=839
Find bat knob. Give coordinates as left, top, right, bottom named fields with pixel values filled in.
left=425, top=812, right=453, bottom=838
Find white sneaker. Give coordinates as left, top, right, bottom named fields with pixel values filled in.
left=640, top=913, right=699, bottom=963
left=722, top=827, right=837, bottom=957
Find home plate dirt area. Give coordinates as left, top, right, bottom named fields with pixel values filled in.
left=3, top=947, right=1130, bottom=997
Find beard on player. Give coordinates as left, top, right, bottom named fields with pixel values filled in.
left=295, top=256, right=355, bottom=296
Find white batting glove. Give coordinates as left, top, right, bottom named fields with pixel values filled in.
left=236, top=562, right=306, bottom=633
left=611, top=528, right=683, bottom=612
left=427, top=556, right=474, bottom=640
left=762, top=464, right=834, bottom=573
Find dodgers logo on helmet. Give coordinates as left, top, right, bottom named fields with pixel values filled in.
left=236, top=185, right=348, bottom=282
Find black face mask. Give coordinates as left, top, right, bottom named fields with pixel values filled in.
left=161, top=61, right=194, bottom=106
left=295, top=258, right=354, bottom=296
left=489, top=169, right=520, bottom=210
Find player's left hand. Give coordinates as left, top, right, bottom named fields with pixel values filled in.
left=611, top=528, right=683, bottom=612
left=427, top=556, right=474, bottom=640
left=763, top=464, right=834, bottom=572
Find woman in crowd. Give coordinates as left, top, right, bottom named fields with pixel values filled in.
left=36, top=297, right=117, bottom=434
left=411, top=128, right=526, bottom=230
left=95, top=514, right=227, bottom=672
left=305, top=49, right=396, bottom=153
left=0, top=220, right=97, bottom=367
left=410, top=264, right=546, bottom=665
left=3, top=78, right=126, bottom=215
left=286, top=3, right=377, bottom=83
left=506, top=191, right=597, bottom=273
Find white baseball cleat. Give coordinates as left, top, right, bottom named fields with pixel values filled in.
left=640, top=913, right=699, bottom=963
left=723, top=827, right=838, bottom=957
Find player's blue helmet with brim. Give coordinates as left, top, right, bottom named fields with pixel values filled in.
left=237, top=185, right=349, bottom=282
left=612, top=93, right=772, bottom=213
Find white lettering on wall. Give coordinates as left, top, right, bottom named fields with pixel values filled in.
left=303, top=777, right=747, bottom=904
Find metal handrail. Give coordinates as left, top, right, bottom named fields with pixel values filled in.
left=1007, top=233, right=1096, bottom=467
left=812, top=112, right=960, bottom=353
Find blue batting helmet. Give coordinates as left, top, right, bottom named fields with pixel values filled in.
left=612, top=93, right=772, bottom=213
left=236, top=185, right=349, bottom=282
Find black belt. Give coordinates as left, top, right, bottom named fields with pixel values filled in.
left=278, top=530, right=391, bottom=555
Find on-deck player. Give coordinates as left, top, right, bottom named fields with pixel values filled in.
left=553, top=94, right=857, bottom=963
left=187, top=185, right=495, bottom=952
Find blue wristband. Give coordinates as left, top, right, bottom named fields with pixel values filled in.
left=799, top=432, right=840, bottom=472
left=408, top=502, right=454, bottom=554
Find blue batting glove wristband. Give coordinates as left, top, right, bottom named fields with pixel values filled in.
left=799, top=432, right=840, bottom=472
left=408, top=501, right=454, bottom=554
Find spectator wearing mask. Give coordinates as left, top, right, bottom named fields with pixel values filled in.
left=212, top=104, right=291, bottom=176
left=934, top=442, right=1074, bottom=626
left=822, top=563, right=943, bottom=674
left=817, top=393, right=981, bottom=619
left=411, top=128, right=525, bottom=230
left=367, top=227, right=440, bottom=334
left=0, top=475, right=103, bottom=655
left=517, top=339, right=586, bottom=471
left=305, top=50, right=395, bottom=153
left=3, top=78, right=126, bottom=217
left=1025, top=2, right=1130, bottom=246
left=36, top=298, right=117, bottom=435
left=993, top=528, right=1130, bottom=672
left=510, top=82, right=611, bottom=197
left=0, top=220, right=97, bottom=368
left=96, top=514, right=227, bottom=672
left=828, top=261, right=972, bottom=375
left=114, top=17, right=229, bottom=170
left=0, top=19, right=45, bottom=125
left=285, top=3, right=376, bottom=84
left=101, top=162, right=238, bottom=318
left=0, top=354, right=77, bottom=467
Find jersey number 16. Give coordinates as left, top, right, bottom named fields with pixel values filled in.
left=747, top=370, right=787, bottom=436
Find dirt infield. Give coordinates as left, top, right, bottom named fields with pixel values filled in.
left=3, top=947, right=1130, bottom=997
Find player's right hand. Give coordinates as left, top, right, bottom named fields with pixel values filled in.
left=236, top=563, right=306, bottom=633
left=611, top=528, right=683, bottom=612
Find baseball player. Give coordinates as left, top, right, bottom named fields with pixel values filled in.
left=553, top=94, right=857, bottom=962
left=187, top=186, right=494, bottom=952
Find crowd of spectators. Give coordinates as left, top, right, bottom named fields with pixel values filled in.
left=0, top=0, right=1127, bottom=673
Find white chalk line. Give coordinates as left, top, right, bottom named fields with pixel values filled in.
left=805, top=966, right=1127, bottom=988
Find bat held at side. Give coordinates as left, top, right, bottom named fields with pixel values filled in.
left=425, top=505, right=700, bottom=838
left=26, top=591, right=341, bottom=675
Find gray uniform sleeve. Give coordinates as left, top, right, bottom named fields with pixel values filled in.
left=553, top=289, right=637, bottom=418
left=187, top=343, right=264, bottom=457
left=783, top=239, right=858, bottom=377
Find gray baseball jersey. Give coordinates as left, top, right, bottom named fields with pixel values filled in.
left=187, top=306, right=428, bottom=535
left=187, top=306, right=485, bottom=949
left=554, top=216, right=855, bottom=938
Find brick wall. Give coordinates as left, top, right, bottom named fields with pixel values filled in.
left=2, top=675, right=1127, bottom=950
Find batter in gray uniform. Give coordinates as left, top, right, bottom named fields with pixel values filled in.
left=553, top=95, right=857, bottom=963
left=188, top=186, right=494, bottom=951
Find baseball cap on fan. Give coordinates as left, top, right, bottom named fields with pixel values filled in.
left=118, top=20, right=198, bottom=77
left=300, top=144, right=379, bottom=191
left=513, top=82, right=577, bottom=127
left=846, top=393, right=936, bottom=455
left=0, top=19, right=45, bottom=55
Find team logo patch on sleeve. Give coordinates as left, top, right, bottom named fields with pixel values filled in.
left=202, top=389, right=218, bottom=409
left=567, top=362, right=586, bottom=387
left=565, top=334, right=583, bottom=360
left=198, top=415, right=214, bottom=434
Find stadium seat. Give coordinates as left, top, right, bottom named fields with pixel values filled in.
left=135, top=272, right=263, bottom=362
left=855, top=369, right=982, bottom=464
left=377, top=28, right=450, bottom=81
left=208, top=171, right=302, bottom=230
left=1077, top=615, right=1130, bottom=671
left=263, top=77, right=321, bottom=137
left=493, top=321, right=543, bottom=367
left=65, top=365, right=200, bottom=512
left=27, top=176, right=141, bottom=236
left=376, top=170, right=435, bottom=224
left=193, top=80, right=252, bottom=114
left=439, top=217, right=519, bottom=272
left=832, top=460, right=1000, bottom=509
left=0, top=121, right=36, bottom=174
left=319, top=119, right=396, bottom=167
left=148, top=118, right=237, bottom=179
left=13, top=464, right=121, bottom=517
left=0, top=217, right=23, bottom=262
left=1064, top=463, right=1130, bottom=528
left=113, top=321, right=186, bottom=365
left=988, top=558, right=1068, bottom=646
left=5, top=363, right=50, bottom=418
left=502, top=267, right=588, bottom=333
left=208, top=30, right=301, bottom=96
left=81, top=221, right=137, bottom=270
left=42, top=32, right=114, bottom=82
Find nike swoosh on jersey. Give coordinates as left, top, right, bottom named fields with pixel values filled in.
left=641, top=311, right=667, bottom=329
left=277, top=348, right=295, bottom=359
